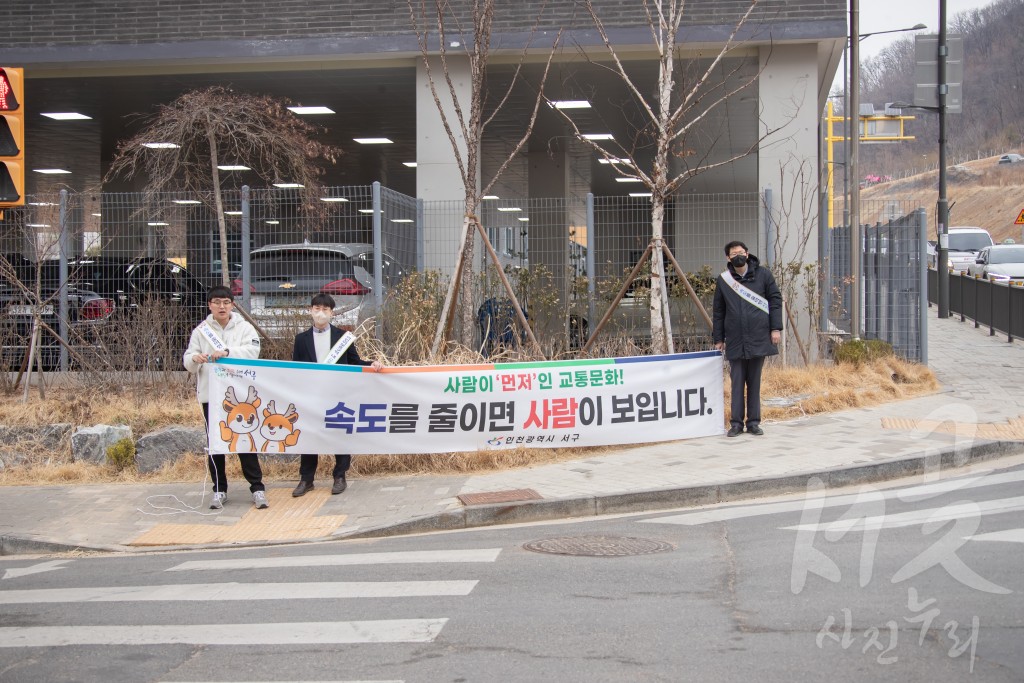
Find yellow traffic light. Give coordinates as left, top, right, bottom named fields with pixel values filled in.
left=0, top=67, right=25, bottom=207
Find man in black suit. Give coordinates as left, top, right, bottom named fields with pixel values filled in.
left=291, top=293, right=382, bottom=497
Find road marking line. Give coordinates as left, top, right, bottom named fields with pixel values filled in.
left=2, top=559, right=72, bottom=580
left=0, top=580, right=478, bottom=604
left=166, top=548, right=501, bottom=572
left=967, top=528, right=1024, bottom=543
left=0, top=619, right=448, bottom=647
left=783, top=496, right=1024, bottom=532
left=641, top=470, right=1024, bottom=526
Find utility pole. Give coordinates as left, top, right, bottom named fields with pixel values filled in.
left=936, top=0, right=950, bottom=318
left=849, top=0, right=861, bottom=339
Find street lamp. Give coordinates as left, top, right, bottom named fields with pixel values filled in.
left=841, top=21, right=926, bottom=234
left=848, top=0, right=927, bottom=341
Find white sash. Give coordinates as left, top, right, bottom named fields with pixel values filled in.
left=324, top=331, right=356, bottom=365
left=200, top=322, right=227, bottom=351
left=720, top=270, right=769, bottom=314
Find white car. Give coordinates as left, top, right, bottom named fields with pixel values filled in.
left=930, top=227, right=994, bottom=272
left=967, top=244, right=1024, bottom=283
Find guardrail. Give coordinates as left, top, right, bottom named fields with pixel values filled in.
left=928, top=268, right=1024, bottom=342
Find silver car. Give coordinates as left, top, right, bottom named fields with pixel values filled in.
left=246, top=243, right=405, bottom=337
left=967, top=244, right=1024, bottom=283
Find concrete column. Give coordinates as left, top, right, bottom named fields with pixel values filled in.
left=758, top=43, right=821, bottom=361
left=417, top=56, right=476, bottom=272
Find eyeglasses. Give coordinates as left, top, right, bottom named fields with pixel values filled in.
left=209, top=299, right=234, bottom=307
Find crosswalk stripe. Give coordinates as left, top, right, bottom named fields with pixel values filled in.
left=0, top=580, right=478, bottom=604
left=782, top=496, right=1024, bottom=532
left=640, top=469, right=1024, bottom=526
left=0, top=619, right=448, bottom=647
left=967, top=528, right=1024, bottom=543
left=167, top=548, right=502, bottom=572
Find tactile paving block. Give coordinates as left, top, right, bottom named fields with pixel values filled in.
left=130, top=488, right=346, bottom=546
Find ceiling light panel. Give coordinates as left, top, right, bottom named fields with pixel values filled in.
left=288, top=106, right=335, bottom=115
left=41, top=112, right=92, bottom=120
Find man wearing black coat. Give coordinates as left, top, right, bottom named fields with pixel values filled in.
left=712, top=241, right=783, bottom=437
left=291, top=293, right=382, bottom=497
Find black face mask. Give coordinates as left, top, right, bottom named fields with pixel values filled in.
left=730, top=254, right=747, bottom=268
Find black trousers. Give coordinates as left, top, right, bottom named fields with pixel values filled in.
left=728, top=356, right=765, bottom=430
left=299, top=454, right=351, bottom=482
left=202, top=403, right=265, bottom=494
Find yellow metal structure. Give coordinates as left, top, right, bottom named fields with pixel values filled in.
left=824, top=100, right=917, bottom=228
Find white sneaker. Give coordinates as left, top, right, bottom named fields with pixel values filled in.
left=252, top=490, right=269, bottom=509
left=210, top=491, right=227, bottom=510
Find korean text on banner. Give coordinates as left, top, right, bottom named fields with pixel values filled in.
left=206, top=352, right=725, bottom=455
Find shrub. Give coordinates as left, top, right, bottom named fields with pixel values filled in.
left=833, top=338, right=894, bottom=366
left=106, top=437, right=136, bottom=472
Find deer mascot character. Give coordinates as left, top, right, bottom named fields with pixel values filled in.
left=260, top=400, right=301, bottom=453
left=219, top=386, right=262, bottom=452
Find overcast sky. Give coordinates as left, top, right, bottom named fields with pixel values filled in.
left=857, top=0, right=996, bottom=59
left=829, top=0, right=996, bottom=94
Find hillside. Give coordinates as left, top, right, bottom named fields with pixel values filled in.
left=861, top=155, right=1024, bottom=244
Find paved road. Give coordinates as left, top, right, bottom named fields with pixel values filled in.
left=2, top=455, right=1022, bottom=682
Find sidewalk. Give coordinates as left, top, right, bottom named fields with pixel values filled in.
left=2, top=314, right=1023, bottom=555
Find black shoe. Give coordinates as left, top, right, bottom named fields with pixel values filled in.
left=726, top=425, right=743, bottom=437
left=292, top=480, right=314, bottom=497
left=332, top=476, right=348, bottom=495
left=747, top=425, right=764, bottom=436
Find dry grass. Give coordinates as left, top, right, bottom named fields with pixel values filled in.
left=0, top=355, right=939, bottom=487
left=754, top=355, right=939, bottom=421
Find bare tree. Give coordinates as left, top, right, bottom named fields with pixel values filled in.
left=105, top=87, right=340, bottom=286
left=408, top=0, right=560, bottom=356
left=554, top=0, right=782, bottom=354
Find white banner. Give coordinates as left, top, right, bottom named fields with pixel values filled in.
left=207, top=352, right=725, bottom=455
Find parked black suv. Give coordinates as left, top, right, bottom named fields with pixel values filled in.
left=1, top=255, right=208, bottom=370
left=36, top=257, right=208, bottom=318
left=1, top=256, right=116, bottom=369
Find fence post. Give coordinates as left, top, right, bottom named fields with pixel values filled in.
left=240, top=185, right=251, bottom=312
left=974, top=273, right=980, bottom=328
left=917, top=208, right=927, bottom=364
left=1008, top=281, right=1014, bottom=344
left=761, top=188, right=773, bottom=266
left=990, top=279, right=995, bottom=336
left=58, top=189, right=70, bottom=372
left=959, top=268, right=965, bottom=323
left=586, top=192, right=596, bottom=333
left=372, top=181, right=384, bottom=340
left=416, top=197, right=425, bottom=274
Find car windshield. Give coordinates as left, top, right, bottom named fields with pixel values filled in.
left=251, top=251, right=355, bottom=280
left=989, top=246, right=1024, bottom=264
left=948, top=234, right=992, bottom=251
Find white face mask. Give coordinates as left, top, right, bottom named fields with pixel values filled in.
left=311, top=310, right=332, bottom=326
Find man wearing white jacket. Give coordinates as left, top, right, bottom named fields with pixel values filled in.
left=183, top=285, right=268, bottom=510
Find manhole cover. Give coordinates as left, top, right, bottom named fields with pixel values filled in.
left=523, top=535, right=675, bottom=557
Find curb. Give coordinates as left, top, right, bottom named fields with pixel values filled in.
left=0, top=535, right=128, bottom=556
left=3, top=439, right=1022, bottom=555
left=344, top=438, right=1024, bottom=540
